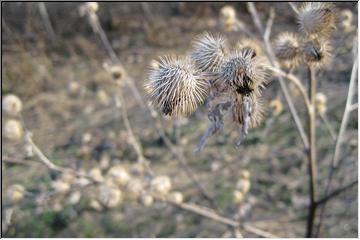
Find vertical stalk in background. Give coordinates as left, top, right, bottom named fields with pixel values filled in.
left=306, top=67, right=318, bottom=238
left=38, top=2, right=56, bottom=43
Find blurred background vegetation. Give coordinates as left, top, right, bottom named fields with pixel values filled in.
left=2, top=2, right=358, bottom=237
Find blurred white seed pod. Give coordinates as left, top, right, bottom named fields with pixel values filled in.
left=298, top=2, right=337, bottom=38
left=240, top=170, right=251, bottom=180
left=340, top=10, right=355, bottom=33
left=81, top=132, right=92, bottom=144
left=87, top=2, right=99, bottom=12
left=236, top=178, right=251, bottom=195
left=220, top=5, right=236, bottom=22
left=88, top=168, right=104, bottom=182
left=233, top=190, right=244, bottom=204
left=24, top=144, right=34, bottom=158
left=126, top=178, right=144, bottom=198
left=274, top=32, right=301, bottom=68
left=61, top=172, right=76, bottom=184
left=168, top=191, right=183, bottom=204
left=74, top=177, right=91, bottom=187
left=130, top=163, right=146, bottom=176
left=89, top=199, right=103, bottom=211
left=302, top=39, right=333, bottom=69
left=191, top=32, right=228, bottom=73
left=96, top=90, right=111, bottom=106
left=99, top=184, right=123, bottom=208
left=150, top=176, right=172, bottom=196
left=103, top=62, right=127, bottom=82
left=220, top=6, right=237, bottom=32
left=140, top=194, right=154, bottom=207
left=99, top=154, right=111, bottom=170
left=2, top=94, right=22, bottom=116
left=67, top=81, right=81, bottom=97
left=51, top=180, right=71, bottom=193
left=315, top=92, right=328, bottom=115
left=67, top=191, right=82, bottom=205
left=52, top=202, right=64, bottom=212
left=107, top=165, right=131, bottom=186
left=269, top=99, right=283, bottom=116
left=4, top=119, right=23, bottom=141
left=145, top=56, right=208, bottom=116
left=6, top=184, right=25, bottom=203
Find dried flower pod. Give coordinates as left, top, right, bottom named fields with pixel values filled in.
left=191, top=32, right=228, bottom=73
left=220, top=5, right=236, bottom=22
left=140, top=194, right=154, bottom=207
left=274, top=32, right=301, bottom=68
left=126, top=178, right=144, bottom=198
left=269, top=99, right=283, bottom=116
left=340, top=10, right=355, bottom=33
left=302, top=39, right=332, bottom=69
left=237, top=178, right=251, bottom=195
left=88, top=168, right=104, bottom=182
left=107, top=165, right=131, bottom=186
left=6, top=184, right=25, bottom=203
left=51, top=180, right=70, bottom=193
left=233, top=190, right=244, bottom=204
left=2, top=94, right=22, bottom=116
left=240, top=170, right=250, bottom=180
left=89, top=199, right=103, bottom=211
left=99, top=184, right=122, bottom=208
left=61, top=172, right=76, bottom=184
left=236, top=38, right=263, bottom=57
left=168, top=191, right=183, bottom=204
left=4, top=119, right=23, bottom=141
left=74, top=177, right=91, bottom=187
left=96, top=90, right=111, bottom=106
left=68, top=81, right=81, bottom=97
left=216, top=49, right=268, bottom=96
left=103, top=62, right=127, bottom=82
left=298, top=2, right=337, bottom=38
left=67, top=191, right=81, bottom=205
left=145, top=56, right=208, bottom=116
left=150, top=175, right=172, bottom=196
left=232, top=94, right=264, bottom=128
left=315, top=92, right=328, bottom=115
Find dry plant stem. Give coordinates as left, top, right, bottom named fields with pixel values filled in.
left=288, top=2, right=299, bottom=14
left=319, top=113, right=336, bottom=141
left=248, top=3, right=310, bottom=150
left=306, top=66, right=318, bottom=238
left=247, top=3, right=264, bottom=34
left=315, top=52, right=358, bottom=237
left=38, top=2, right=56, bottom=43
left=316, top=179, right=358, bottom=206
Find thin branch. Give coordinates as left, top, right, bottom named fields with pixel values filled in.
left=315, top=180, right=358, bottom=206
left=319, top=113, right=336, bottom=141
left=288, top=3, right=300, bottom=15
left=247, top=3, right=264, bottom=34
left=243, top=224, right=279, bottom=238
left=38, top=2, right=56, bottom=43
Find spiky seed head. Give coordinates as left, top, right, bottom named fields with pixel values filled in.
left=108, top=165, right=131, bottom=186
left=145, top=56, right=208, bottom=116
left=298, top=2, right=337, bottom=38
left=4, top=119, right=23, bottom=141
left=236, top=38, right=264, bottom=58
left=274, top=32, right=301, bottom=68
left=6, top=184, right=25, bottom=203
left=216, top=49, right=268, bottom=96
left=233, top=190, right=244, bottom=204
left=150, top=175, right=172, bottom=196
left=269, top=99, right=283, bottom=116
left=191, top=32, right=228, bottom=73
left=232, top=93, right=264, bottom=128
left=99, top=184, right=122, bottom=208
left=302, top=39, right=332, bottom=69
left=2, top=94, right=22, bottom=116
left=168, top=191, right=184, bottom=204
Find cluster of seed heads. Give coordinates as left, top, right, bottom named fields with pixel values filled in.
left=274, top=2, right=337, bottom=70
left=146, top=32, right=269, bottom=151
left=232, top=170, right=251, bottom=205
left=2, top=94, right=24, bottom=142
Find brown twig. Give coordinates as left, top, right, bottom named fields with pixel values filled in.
left=315, top=180, right=358, bottom=206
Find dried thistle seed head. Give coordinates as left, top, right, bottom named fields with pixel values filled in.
left=103, top=62, right=127, bottom=82
left=274, top=32, right=301, bottom=68
left=4, top=119, right=23, bottom=141
left=217, top=49, right=268, bottom=95
left=150, top=175, right=172, bottom=196
left=6, top=184, right=25, bottom=203
left=99, top=185, right=123, bottom=208
left=168, top=191, right=184, bottom=204
left=2, top=94, right=22, bottom=116
left=191, top=32, right=228, bottom=73
left=232, top=94, right=264, bottom=128
left=302, top=39, right=332, bottom=69
left=145, top=56, right=208, bottom=116
left=298, top=2, right=337, bottom=38
left=269, top=99, right=283, bottom=116
left=107, top=165, right=131, bottom=186
left=236, top=38, right=263, bottom=58
left=232, top=190, right=244, bottom=204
